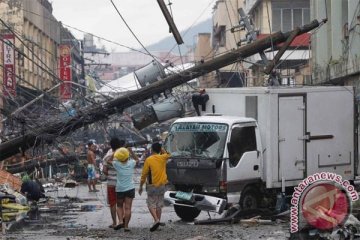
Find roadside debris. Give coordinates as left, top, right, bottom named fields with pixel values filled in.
left=0, top=169, right=22, bottom=191
left=239, top=216, right=273, bottom=226
left=63, top=179, right=78, bottom=188
left=194, top=206, right=279, bottom=225
left=0, top=170, right=29, bottom=233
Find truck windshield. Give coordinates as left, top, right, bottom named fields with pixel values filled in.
left=164, top=122, right=228, bottom=159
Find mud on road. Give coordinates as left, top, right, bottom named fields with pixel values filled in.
left=4, top=172, right=288, bottom=240
left=8, top=216, right=288, bottom=240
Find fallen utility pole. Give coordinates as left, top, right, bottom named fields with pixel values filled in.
left=5, top=154, right=78, bottom=174
left=263, top=27, right=301, bottom=74
left=157, top=0, right=184, bottom=45
left=0, top=20, right=320, bottom=161
left=4, top=139, right=150, bottom=174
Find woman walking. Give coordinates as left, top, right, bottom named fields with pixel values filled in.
left=111, top=147, right=138, bottom=232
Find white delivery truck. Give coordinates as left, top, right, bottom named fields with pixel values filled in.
left=164, top=86, right=357, bottom=221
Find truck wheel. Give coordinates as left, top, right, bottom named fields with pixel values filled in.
left=174, top=205, right=201, bottom=222
left=239, top=188, right=260, bottom=210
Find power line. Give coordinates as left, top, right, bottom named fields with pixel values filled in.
left=0, top=18, right=109, bottom=107
left=163, top=0, right=216, bottom=60
left=348, top=1, right=360, bottom=53
left=21, top=2, right=201, bottom=77
left=324, top=0, right=328, bottom=20
left=0, top=36, right=95, bottom=117
left=109, top=0, right=155, bottom=60
left=272, top=21, right=326, bottom=72
left=20, top=7, right=149, bottom=56
left=265, top=0, right=275, bottom=59
left=166, top=0, right=186, bottom=67
left=224, top=0, right=238, bottom=45
left=0, top=19, right=60, bottom=85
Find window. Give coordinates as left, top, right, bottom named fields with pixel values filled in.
left=282, top=9, right=292, bottom=32
left=272, top=8, right=310, bottom=32
left=165, top=123, right=228, bottom=159
left=281, top=77, right=295, bottom=86
left=228, top=126, right=257, bottom=167
left=213, top=25, right=226, bottom=47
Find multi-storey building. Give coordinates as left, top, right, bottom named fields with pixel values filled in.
left=311, top=0, right=360, bottom=91
left=0, top=0, right=60, bottom=92
left=211, top=0, right=247, bottom=88
left=193, top=33, right=214, bottom=87
left=0, top=0, right=61, bottom=139
left=60, top=25, right=83, bottom=99
left=244, top=0, right=311, bottom=86
left=194, top=0, right=247, bottom=88
left=0, top=0, right=84, bottom=141
left=194, top=0, right=311, bottom=88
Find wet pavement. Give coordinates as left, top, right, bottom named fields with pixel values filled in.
left=2, top=171, right=289, bottom=239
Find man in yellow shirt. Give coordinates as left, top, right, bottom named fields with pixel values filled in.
left=139, top=142, right=170, bottom=232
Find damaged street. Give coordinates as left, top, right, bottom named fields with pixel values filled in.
left=1, top=0, right=360, bottom=239
left=2, top=172, right=288, bottom=239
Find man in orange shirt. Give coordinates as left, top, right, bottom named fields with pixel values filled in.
left=139, top=142, right=170, bottom=232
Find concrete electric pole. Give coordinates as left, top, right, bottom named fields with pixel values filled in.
left=0, top=20, right=321, bottom=161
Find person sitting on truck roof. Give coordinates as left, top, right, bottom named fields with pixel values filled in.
left=139, top=142, right=171, bottom=232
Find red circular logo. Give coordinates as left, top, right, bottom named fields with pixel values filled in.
left=301, top=183, right=350, bottom=230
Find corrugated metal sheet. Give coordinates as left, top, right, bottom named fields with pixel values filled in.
left=257, top=33, right=310, bottom=47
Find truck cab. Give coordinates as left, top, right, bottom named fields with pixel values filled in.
left=164, top=115, right=263, bottom=221
left=164, top=86, right=356, bottom=221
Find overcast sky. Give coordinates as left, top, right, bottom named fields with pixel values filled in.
left=51, top=0, right=215, bottom=52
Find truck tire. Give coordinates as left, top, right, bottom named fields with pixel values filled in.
left=239, top=188, right=261, bottom=210
left=174, top=205, right=201, bottom=222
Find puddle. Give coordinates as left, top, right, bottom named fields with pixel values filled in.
left=80, top=205, right=103, bottom=212
left=57, top=196, right=99, bottom=202
left=3, top=185, right=107, bottom=234
left=63, top=223, right=87, bottom=229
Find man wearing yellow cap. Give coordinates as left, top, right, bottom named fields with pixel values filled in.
left=111, top=147, right=139, bottom=232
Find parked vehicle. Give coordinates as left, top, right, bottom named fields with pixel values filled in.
left=164, top=86, right=357, bottom=221
left=132, top=147, right=147, bottom=166
left=132, top=147, right=146, bottom=158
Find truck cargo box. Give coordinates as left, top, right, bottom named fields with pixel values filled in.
left=203, top=86, right=355, bottom=188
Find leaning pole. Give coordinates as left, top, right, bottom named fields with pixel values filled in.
left=0, top=20, right=320, bottom=161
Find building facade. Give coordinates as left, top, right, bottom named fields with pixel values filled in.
left=311, top=0, right=360, bottom=91
left=245, top=0, right=311, bottom=86
left=0, top=0, right=62, bottom=140
left=86, top=48, right=191, bottom=82
left=194, top=0, right=311, bottom=88
left=0, top=0, right=60, bottom=92
left=193, top=33, right=215, bottom=87
left=194, top=0, right=248, bottom=88
left=60, top=26, right=83, bottom=100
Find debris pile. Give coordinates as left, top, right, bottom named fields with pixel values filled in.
left=0, top=170, right=29, bottom=233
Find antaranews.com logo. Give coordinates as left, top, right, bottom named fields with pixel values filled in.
left=290, top=172, right=359, bottom=233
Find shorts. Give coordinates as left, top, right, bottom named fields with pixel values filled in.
left=87, top=164, right=96, bottom=180
left=146, top=185, right=165, bottom=209
left=116, top=188, right=135, bottom=200
left=107, top=185, right=116, bottom=207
